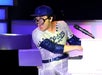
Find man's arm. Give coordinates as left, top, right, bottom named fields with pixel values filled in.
left=40, top=39, right=64, bottom=54
left=64, top=35, right=83, bottom=52
left=40, top=39, right=83, bottom=54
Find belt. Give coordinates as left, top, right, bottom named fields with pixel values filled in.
left=42, top=54, right=68, bottom=63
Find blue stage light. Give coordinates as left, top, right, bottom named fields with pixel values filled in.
left=0, top=9, right=5, bottom=20
left=0, top=0, right=13, bottom=6
left=0, top=22, right=7, bottom=33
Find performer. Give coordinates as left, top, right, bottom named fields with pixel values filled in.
left=32, top=5, right=83, bottom=75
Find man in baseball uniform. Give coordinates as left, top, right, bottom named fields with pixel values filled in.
left=32, top=5, right=83, bottom=75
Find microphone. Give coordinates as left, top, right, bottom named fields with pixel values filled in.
left=74, top=24, right=95, bottom=39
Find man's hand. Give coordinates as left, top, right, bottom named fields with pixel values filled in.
left=64, top=45, right=83, bottom=53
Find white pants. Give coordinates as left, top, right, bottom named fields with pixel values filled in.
left=38, top=58, right=72, bottom=75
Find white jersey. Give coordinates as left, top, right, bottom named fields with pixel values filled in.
left=32, top=21, right=73, bottom=60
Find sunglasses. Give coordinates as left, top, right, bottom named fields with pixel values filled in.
left=34, top=17, right=49, bottom=25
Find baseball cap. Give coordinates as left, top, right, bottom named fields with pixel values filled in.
left=31, top=5, right=53, bottom=17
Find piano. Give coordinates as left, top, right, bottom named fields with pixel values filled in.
left=68, top=39, right=102, bottom=75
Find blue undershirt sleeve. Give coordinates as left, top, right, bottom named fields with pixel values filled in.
left=40, top=39, right=64, bottom=54
left=67, top=35, right=81, bottom=45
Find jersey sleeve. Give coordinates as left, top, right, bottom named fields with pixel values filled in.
left=32, top=29, right=44, bottom=48
left=59, top=21, right=73, bottom=39
left=62, top=21, right=81, bottom=45
left=58, top=21, right=81, bottom=45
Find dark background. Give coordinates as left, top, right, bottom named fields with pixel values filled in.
left=10, top=0, right=102, bottom=20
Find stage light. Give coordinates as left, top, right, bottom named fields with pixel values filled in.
left=0, top=0, right=13, bottom=6
left=0, top=9, right=6, bottom=20
left=0, top=22, right=7, bottom=33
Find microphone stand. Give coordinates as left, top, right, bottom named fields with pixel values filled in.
left=74, top=24, right=95, bottom=39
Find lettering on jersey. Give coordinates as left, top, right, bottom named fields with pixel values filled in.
left=49, top=31, right=65, bottom=43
